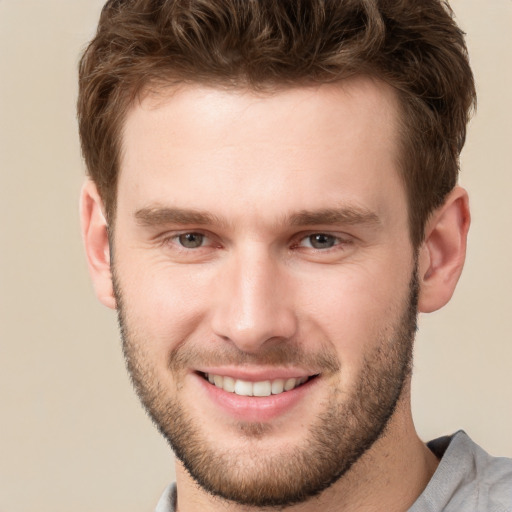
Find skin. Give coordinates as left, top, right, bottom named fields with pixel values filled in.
left=81, top=77, right=470, bottom=511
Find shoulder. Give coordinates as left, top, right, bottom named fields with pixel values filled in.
left=155, top=483, right=176, bottom=512
left=469, top=437, right=512, bottom=511
left=411, top=431, right=512, bottom=512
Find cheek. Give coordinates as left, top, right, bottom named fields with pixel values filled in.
left=295, top=262, right=412, bottom=363
left=115, top=256, right=214, bottom=354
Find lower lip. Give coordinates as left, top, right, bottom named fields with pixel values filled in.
left=194, top=373, right=317, bottom=423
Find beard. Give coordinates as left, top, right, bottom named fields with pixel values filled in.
left=114, top=267, right=418, bottom=509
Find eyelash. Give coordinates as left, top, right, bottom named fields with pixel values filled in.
left=160, top=232, right=215, bottom=251
left=160, top=231, right=352, bottom=252
left=294, top=233, right=351, bottom=251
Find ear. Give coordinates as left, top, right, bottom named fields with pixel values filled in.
left=417, top=186, right=470, bottom=313
left=80, top=180, right=116, bottom=309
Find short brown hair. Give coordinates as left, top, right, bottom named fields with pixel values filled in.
left=78, top=0, right=476, bottom=247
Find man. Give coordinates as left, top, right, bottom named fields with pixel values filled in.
left=78, top=1, right=512, bottom=511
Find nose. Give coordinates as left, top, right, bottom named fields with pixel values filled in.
left=211, top=246, right=298, bottom=353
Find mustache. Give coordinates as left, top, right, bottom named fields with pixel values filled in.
left=168, top=341, right=341, bottom=375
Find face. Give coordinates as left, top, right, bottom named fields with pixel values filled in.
left=113, top=79, right=418, bottom=507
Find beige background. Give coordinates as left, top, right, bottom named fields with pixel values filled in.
left=0, top=1, right=511, bottom=511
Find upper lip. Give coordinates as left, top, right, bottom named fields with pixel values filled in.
left=195, top=367, right=317, bottom=381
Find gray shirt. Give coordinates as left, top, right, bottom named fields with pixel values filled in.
left=155, top=431, right=512, bottom=512
left=409, top=431, right=512, bottom=511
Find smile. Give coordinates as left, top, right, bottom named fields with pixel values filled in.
left=203, top=373, right=314, bottom=397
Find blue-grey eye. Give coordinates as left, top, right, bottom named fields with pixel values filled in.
left=307, top=234, right=337, bottom=249
left=178, top=233, right=204, bottom=248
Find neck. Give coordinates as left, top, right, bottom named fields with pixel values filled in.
left=174, top=387, right=438, bottom=512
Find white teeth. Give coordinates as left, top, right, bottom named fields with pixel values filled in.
left=253, top=381, right=272, bottom=397
left=284, top=378, right=297, bottom=391
left=205, top=374, right=310, bottom=396
left=234, top=380, right=253, bottom=396
left=271, top=379, right=285, bottom=395
left=223, top=376, right=236, bottom=393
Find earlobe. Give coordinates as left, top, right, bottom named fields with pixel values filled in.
left=417, top=186, right=470, bottom=313
left=80, top=180, right=116, bottom=309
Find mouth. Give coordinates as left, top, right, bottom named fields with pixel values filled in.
left=201, top=372, right=318, bottom=397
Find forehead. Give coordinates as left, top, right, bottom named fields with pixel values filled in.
left=124, top=77, right=399, bottom=153
left=118, top=77, right=405, bottom=228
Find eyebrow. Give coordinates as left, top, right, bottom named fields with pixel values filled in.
left=134, top=205, right=380, bottom=229
left=288, top=208, right=380, bottom=227
left=135, top=207, right=226, bottom=227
